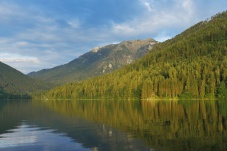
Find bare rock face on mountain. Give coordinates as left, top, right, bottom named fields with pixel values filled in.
left=28, top=38, right=157, bottom=84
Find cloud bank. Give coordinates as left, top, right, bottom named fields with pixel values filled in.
left=0, top=0, right=226, bottom=73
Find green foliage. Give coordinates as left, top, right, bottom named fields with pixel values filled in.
left=178, top=91, right=194, bottom=99
left=217, top=81, right=227, bottom=99
left=0, top=62, right=54, bottom=99
left=35, top=11, right=227, bottom=100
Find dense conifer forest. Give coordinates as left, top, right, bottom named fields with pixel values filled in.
left=0, top=62, right=54, bottom=99
left=35, top=11, right=227, bottom=100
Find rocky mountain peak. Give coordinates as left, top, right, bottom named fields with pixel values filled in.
left=28, top=38, right=157, bottom=84
left=91, top=46, right=103, bottom=53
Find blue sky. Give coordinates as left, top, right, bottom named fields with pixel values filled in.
left=0, top=0, right=227, bottom=73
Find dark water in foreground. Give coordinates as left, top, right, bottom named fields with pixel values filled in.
left=0, top=100, right=226, bottom=151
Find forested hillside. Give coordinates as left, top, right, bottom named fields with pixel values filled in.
left=0, top=62, right=53, bottom=99
left=35, top=11, right=227, bottom=100
left=29, top=38, right=156, bottom=84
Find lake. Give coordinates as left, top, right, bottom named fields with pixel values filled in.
left=0, top=99, right=226, bottom=151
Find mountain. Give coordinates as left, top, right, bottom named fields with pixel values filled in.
left=35, top=11, right=227, bottom=100
left=0, top=61, right=53, bottom=99
left=28, top=38, right=157, bottom=84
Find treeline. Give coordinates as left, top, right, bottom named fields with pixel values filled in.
left=35, top=11, right=227, bottom=100
left=0, top=90, right=31, bottom=99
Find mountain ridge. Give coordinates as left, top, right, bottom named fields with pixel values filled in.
left=28, top=38, right=157, bottom=84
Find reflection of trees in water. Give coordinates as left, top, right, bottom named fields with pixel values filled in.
left=0, top=100, right=30, bottom=134
left=0, top=100, right=152, bottom=151
left=40, top=99, right=227, bottom=151
left=141, top=100, right=226, bottom=137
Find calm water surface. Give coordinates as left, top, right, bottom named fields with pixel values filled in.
left=0, top=99, right=226, bottom=151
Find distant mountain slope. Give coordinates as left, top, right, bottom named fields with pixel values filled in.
left=36, top=11, right=227, bottom=100
left=0, top=62, right=53, bottom=99
left=28, top=38, right=157, bottom=84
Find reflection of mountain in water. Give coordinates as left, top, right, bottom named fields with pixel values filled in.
left=39, top=99, right=227, bottom=151
left=0, top=100, right=152, bottom=151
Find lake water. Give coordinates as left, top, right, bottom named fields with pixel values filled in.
left=0, top=99, right=226, bottom=151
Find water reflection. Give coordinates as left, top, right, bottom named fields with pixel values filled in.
left=0, top=123, right=89, bottom=151
left=38, top=99, right=227, bottom=151
left=0, top=100, right=153, bottom=151
left=0, top=99, right=227, bottom=150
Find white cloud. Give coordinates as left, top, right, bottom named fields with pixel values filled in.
left=0, top=3, right=86, bottom=73
left=15, top=41, right=29, bottom=47
left=154, top=31, right=172, bottom=42
left=112, top=23, right=135, bottom=35
left=0, top=53, right=40, bottom=64
left=140, top=0, right=153, bottom=12
left=67, top=19, right=81, bottom=29
left=174, top=0, right=195, bottom=22
left=109, top=0, right=197, bottom=41
left=0, top=53, right=41, bottom=73
left=0, top=3, right=22, bottom=19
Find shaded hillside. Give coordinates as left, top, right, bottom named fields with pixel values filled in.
left=0, top=62, right=53, bottom=99
left=35, top=11, right=227, bottom=100
left=28, top=38, right=157, bottom=84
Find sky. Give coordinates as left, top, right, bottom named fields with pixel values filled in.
left=0, top=0, right=227, bottom=73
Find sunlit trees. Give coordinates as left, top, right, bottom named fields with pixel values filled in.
left=34, top=11, right=227, bottom=100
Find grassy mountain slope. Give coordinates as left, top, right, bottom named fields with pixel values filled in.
left=0, top=62, right=53, bottom=99
left=36, top=11, right=227, bottom=100
left=28, top=38, right=157, bottom=84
